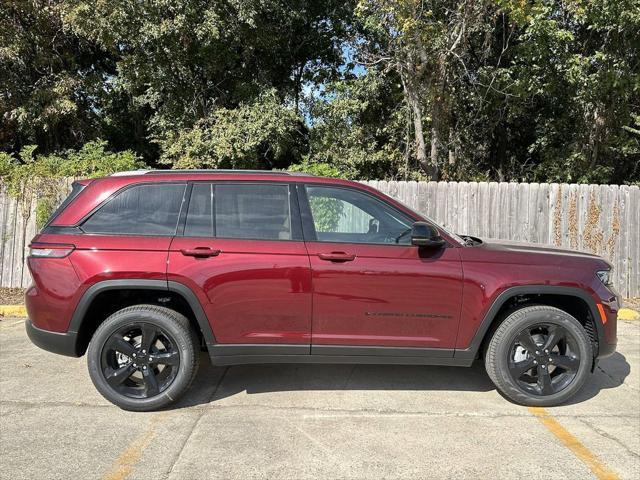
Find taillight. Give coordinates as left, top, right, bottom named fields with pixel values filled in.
left=29, top=243, right=75, bottom=258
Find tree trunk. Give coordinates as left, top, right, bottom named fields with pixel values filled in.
left=430, top=94, right=443, bottom=180
left=448, top=127, right=456, bottom=166
left=401, top=73, right=435, bottom=180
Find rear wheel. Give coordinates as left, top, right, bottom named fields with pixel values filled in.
left=485, top=305, right=592, bottom=406
left=87, top=305, right=199, bottom=411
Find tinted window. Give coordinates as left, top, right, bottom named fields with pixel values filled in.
left=184, top=183, right=213, bottom=237
left=215, top=184, right=291, bottom=240
left=82, top=183, right=186, bottom=235
left=306, top=186, right=413, bottom=244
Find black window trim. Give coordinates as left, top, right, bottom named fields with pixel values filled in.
left=299, top=183, right=445, bottom=247
left=177, top=180, right=304, bottom=242
left=76, top=181, right=189, bottom=237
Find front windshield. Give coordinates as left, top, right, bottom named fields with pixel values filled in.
left=391, top=196, right=465, bottom=245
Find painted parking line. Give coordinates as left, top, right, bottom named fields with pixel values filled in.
left=528, top=407, right=619, bottom=480
left=618, top=308, right=639, bottom=321
left=102, top=413, right=168, bottom=480
left=0, top=305, right=27, bottom=317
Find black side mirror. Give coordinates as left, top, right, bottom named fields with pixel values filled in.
left=411, top=222, right=446, bottom=248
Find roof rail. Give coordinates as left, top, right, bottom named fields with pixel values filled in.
left=110, top=170, right=150, bottom=176
left=111, top=169, right=315, bottom=177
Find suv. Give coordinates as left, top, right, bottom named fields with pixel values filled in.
left=25, top=170, right=619, bottom=411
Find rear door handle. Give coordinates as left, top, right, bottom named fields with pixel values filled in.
left=317, top=252, right=356, bottom=262
left=180, top=247, right=221, bottom=258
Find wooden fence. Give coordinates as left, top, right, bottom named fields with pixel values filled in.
left=1, top=180, right=638, bottom=297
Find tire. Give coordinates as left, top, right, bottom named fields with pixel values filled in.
left=87, top=304, right=199, bottom=411
left=485, top=305, right=592, bottom=407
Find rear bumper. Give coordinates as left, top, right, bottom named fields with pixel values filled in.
left=25, top=319, right=80, bottom=357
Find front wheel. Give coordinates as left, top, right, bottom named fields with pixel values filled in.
left=485, top=305, right=593, bottom=407
left=87, top=305, right=199, bottom=411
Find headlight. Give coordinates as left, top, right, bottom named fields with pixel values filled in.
left=596, top=269, right=613, bottom=286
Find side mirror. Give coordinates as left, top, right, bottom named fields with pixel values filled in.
left=411, top=222, right=446, bottom=248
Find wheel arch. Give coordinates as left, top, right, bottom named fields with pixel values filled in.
left=454, top=286, right=604, bottom=362
left=69, top=279, right=216, bottom=356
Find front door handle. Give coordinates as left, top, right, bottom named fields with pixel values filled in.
left=318, top=252, right=356, bottom=262
left=180, top=247, right=221, bottom=258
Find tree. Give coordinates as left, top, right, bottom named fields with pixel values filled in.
left=353, top=0, right=494, bottom=180
left=63, top=0, right=354, bottom=141
left=306, top=70, right=409, bottom=179
left=158, top=90, right=306, bottom=169
left=0, top=0, right=113, bottom=153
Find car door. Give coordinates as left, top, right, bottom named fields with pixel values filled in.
left=300, top=184, right=463, bottom=353
left=167, top=182, right=312, bottom=348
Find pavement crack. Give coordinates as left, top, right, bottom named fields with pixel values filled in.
left=578, top=417, right=640, bottom=460
left=164, top=366, right=229, bottom=479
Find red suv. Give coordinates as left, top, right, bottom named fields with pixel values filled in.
left=25, top=170, right=619, bottom=410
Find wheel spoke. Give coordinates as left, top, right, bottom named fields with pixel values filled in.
left=142, top=368, right=160, bottom=396
left=106, top=335, right=136, bottom=357
left=150, top=351, right=179, bottom=366
left=105, top=363, right=136, bottom=387
left=537, top=367, right=554, bottom=395
left=140, top=325, right=157, bottom=353
left=510, top=357, right=535, bottom=378
left=550, top=353, right=579, bottom=372
left=515, top=330, right=539, bottom=354
left=543, top=325, right=565, bottom=351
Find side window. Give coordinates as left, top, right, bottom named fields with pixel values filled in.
left=184, top=183, right=214, bottom=237
left=305, top=186, right=413, bottom=244
left=82, top=183, right=186, bottom=235
left=214, top=184, right=292, bottom=240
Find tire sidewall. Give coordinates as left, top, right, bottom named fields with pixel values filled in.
left=491, top=307, right=593, bottom=406
left=88, top=307, right=196, bottom=411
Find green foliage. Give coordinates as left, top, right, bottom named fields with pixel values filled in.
left=1, top=0, right=638, bottom=184
left=0, top=1, right=113, bottom=154
left=306, top=71, right=410, bottom=179
left=0, top=141, right=141, bottom=226
left=287, top=160, right=345, bottom=178
left=63, top=0, right=353, bottom=135
left=309, top=197, right=345, bottom=232
left=158, top=91, right=306, bottom=169
left=35, top=197, right=56, bottom=229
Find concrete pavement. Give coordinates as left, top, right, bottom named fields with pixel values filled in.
left=0, top=317, right=638, bottom=479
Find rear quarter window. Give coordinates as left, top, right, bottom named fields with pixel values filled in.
left=81, top=183, right=186, bottom=236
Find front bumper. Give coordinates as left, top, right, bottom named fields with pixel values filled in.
left=25, top=319, right=80, bottom=357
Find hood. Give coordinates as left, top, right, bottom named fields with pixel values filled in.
left=466, top=238, right=612, bottom=269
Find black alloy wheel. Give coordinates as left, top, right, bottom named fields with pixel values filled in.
left=507, top=323, right=581, bottom=396
left=101, top=323, right=180, bottom=399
